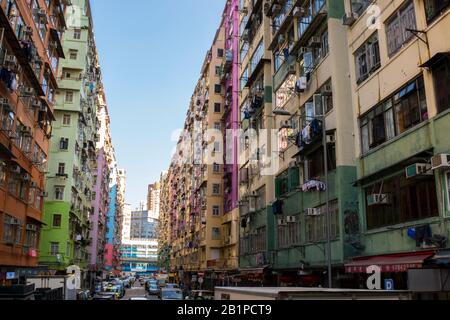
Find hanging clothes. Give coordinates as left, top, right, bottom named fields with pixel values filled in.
left=302, top=180, right=327, bottom=192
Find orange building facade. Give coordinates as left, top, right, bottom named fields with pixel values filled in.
left=0, top=0, right=65, bottom=279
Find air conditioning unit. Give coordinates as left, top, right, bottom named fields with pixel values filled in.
left=367, top=194, right=391, bottom=206
left=306, top=208, right=321, bottom=216
left=431, top=154, right=450, bottom=171
left=4, top=55, right=17, bottom=66
left=343, top=12, right=358, bottom=26
left=0, top=98, right=9, bottom=109
left=242, top=29, right=249, bottom=42
left=39, top=191, right=49, bottom=198
left=21, top=86, right=34, bottom=96
left=405, top=163, right=432, bottom=179
left=10, top=165, right=21, bottom=174
left=278, top=218, right=287, bottom=226
left=286, top=216, right=296, bottom=223
left=322, top=84, right=332, bottom=95
left=292, top=6, right=307, bottom=18
left=249, top=191, right=258, bottom=197
left=31, top=98, right=41, bottom=109
left=308, top=36, right=322, bottom=47
left=21, top=126, right=32, bottom=136
left=287, top=64, right=296, bottom=75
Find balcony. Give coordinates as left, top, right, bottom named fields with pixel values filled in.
left=0, top=7, right=45, bottom=96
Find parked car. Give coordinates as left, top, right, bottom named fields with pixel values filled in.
left=186, top=290, right=214, bottom=300
left=92, top=292, right=116, bottom=300
left=159, top=288, right=184, bottom=300
left=166, top=283, right=179, bottom=289
left=77, top=290, right=92, bottom=300
left=148, top=283, right=159, bottom=295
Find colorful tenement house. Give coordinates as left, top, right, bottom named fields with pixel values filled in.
left=159, top=0, right=450, bottom=290
left=38, top=0, right=105, bottom=287
left=0, top=0, right=66, bottom=280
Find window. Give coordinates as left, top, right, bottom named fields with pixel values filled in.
left=212, top=205, right=220, bottom=216
left=250, top=40, right=264, bottom=74
left=306, top=200, right=339, bottom=242
left=212, top=227, right=221, bottom=240
left=54, top=186, right=64, bottom=201
left=431, top=57, right=450, bottom=114
left=25, top=224, right=38, bottom=249
left=304, top=145, right=336, bottom=180
left=52, top=214, right=62, bottom=227
left=60, top=138, right=69, bottom=150
left=352, top=0, right=372, bottom=16
left=217, top=48, right=224, bottom=58
left=214, top=103, right=221, bottom=113
left=65, top=91, right=73, bottom=103
left=214, top=84, right=222, bottom=94
left=0, top=160, right=6, bottom=187
left=73, top=28, right=81, bottom=39
left=63, top=114, right=71, bottom=125
left=365, top=173, right=438, bottom=229
left=69, top=50, right=78, bottom=60
left=3, top=215, right=23, bottom=244
left=355, top=33, right=380, bottom=84
left=359, top=76, right=427, bottom=153
left=424, top=0, right=449, bottom=24
left=213, top=141, right=221, bottom=153
left=212, top=184, right=221, bottom=195
left=57, top=163, right=65, bottom=175
left=278, top=219, right=301, bottom=249
left=215, top=66, right=221, bottom=75
left=214, top=122, right=221, bottom=131
left=240, top=66, right=248, bottom=91
left=66, top=242, right=71, bottom=257
left=50, top=242, right=59, bottom=256
left=385, top=1, right=417, bottom=57
left=213, top=163, right=220, bottom=173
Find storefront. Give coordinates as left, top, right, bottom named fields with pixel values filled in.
left=345, top=250, right=436, bottom=290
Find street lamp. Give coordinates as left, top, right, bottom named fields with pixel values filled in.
left=273, top=102, right=332, bottom=288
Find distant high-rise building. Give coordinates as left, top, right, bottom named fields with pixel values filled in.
left=130, top=210, right=158, bottom=240
left=147, top=182, right=161, bottom=216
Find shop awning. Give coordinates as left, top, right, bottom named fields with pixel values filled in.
left=419, top=52, right=450, bottom=68
left=425, top=249, right=450, bottom=266
left=239, top=265, right=271, bottom=275
left=345, top=251, right=435, bottom=273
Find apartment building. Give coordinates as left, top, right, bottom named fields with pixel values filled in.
left=236, top=0, right=276, bottom=282
left=239, top=0, right=358, bottom=287
left=158, top=171, right=170, bottom=271
left=147, top=182, right=160, bottom=216
left=159, top=0, right=450, bottom=290
left=89, top=88, right=114, bottom=276
left=39, top=0, right=99, bottom=282
left=0, top=0, right=65, bottom=281
left=343, top=0, right=450, bottom=289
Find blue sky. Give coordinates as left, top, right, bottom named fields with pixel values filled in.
left=90, top=0, right=225, bottom=208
